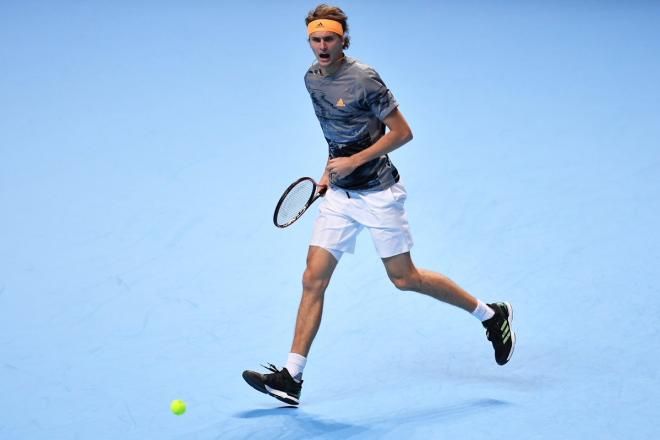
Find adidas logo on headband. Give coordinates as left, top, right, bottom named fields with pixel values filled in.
left=307, top=19, right=344, bottom=36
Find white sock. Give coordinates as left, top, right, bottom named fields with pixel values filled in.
left=471, top=300, right=495, bottom=322
left=285, top=352, right=306, bottom=382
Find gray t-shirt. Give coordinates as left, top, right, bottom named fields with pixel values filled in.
left=304, top=57, right=400, bottom=191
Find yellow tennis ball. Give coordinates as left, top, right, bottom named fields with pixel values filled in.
left=170, top=399, right=186, bottom=415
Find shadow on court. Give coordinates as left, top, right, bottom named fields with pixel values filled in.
left=234, top=406, right=366, bottom=438
left=364, top=398, right=510, bottom=426
left=232, top=398, right=508, bottom=438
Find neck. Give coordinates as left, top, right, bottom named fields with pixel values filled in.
left=321, top=55, right=345, bottom=76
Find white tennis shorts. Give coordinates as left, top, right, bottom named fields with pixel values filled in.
left=310, top=182, right=414, bottom=261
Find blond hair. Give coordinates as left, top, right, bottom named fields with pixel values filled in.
left=305, top=4, right=350, bottom=49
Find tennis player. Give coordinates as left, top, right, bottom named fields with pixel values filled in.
left=243, top=4, right=516, bottom=405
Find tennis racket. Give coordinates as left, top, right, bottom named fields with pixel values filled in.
left=273, top=177, right=327, bottom=228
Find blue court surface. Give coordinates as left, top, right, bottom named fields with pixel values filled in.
left=2, top=1, right=659, bottom=439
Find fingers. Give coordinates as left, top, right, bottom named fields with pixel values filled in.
left=326, top=157, right=356, bottom=180
left=326, top=158, right=343, bottom=176
left=326, top=158, right=336, bottom=174
left=326, top=161, right=338, bottom=179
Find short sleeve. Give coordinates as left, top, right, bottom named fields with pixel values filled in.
left=361, top=68, right=398, bottom=121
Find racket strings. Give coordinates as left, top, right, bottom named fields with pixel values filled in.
left=276, top=180, right=315, bottom=225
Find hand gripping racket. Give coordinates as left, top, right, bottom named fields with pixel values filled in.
left=273, top=177, right=327, bottom=228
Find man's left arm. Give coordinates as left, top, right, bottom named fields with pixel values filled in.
left=326, top=108, right=413, bottom=179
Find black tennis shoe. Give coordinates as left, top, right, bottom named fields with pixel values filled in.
left=482, top=302, right=516, bottom=365
left=242, top=363, right=302, bottom=405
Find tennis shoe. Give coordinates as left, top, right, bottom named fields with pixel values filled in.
left=242, top=363, right=302, bottom=405
left=482, top=302, right=516, bottom=365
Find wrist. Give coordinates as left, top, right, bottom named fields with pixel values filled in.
left=351, top=153, right=366, bottom=168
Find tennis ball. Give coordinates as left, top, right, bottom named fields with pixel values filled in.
left=170, top=399, right=186, bottom=416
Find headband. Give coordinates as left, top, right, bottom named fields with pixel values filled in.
left=307, top=19, right=344, bottom=36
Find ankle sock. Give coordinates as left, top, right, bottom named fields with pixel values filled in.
left=472, top=300, right=495, bottom=322
left=285, top=353, right=306, bottom=382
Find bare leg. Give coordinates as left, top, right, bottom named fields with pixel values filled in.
left=290, top=246, right=338, bottom=357
left=382, top=252, right=478, bottom=312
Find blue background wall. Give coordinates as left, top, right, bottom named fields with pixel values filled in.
left=1, top=1, right=659, bottom=438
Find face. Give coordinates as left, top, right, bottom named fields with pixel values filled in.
left=309, top=31, right=344, bottom=69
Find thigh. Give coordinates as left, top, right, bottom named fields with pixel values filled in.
left=306, top=245, right=339, bottom=278
left=381, top=251, right=416, bottom=280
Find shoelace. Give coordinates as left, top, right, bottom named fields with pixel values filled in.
left=259, top=363, right=297, bottom=390
left=261, top=363, right=281, bottom=374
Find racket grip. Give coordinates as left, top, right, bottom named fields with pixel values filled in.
left=317, top=184, right=328, bottom=196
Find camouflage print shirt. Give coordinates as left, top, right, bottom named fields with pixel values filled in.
left=304, top=56, right=400, bottom=191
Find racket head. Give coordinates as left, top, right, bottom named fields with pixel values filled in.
left=273, top=177, right=319, bottom=228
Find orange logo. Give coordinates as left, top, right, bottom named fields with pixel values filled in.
left=336, top=98, right=346, bottom=107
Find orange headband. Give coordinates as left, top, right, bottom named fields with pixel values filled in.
left=307, top=19, right=344, bottom=36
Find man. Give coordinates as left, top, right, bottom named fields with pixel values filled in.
left=242, top=4, right=516, bottom=406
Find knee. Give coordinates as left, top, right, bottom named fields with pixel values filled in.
left=302, top=268, right=331, bottom=293
left=389, top=273, right=420, bottom=292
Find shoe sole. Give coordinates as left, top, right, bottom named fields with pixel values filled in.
left=265, top=385, right=299, bottom=405
left=242, top=371, right=299, bottom=406
left=500, top=302, right=516, bottom=365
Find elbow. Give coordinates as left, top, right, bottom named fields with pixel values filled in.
left=402, top=128, right=413, bottom=144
